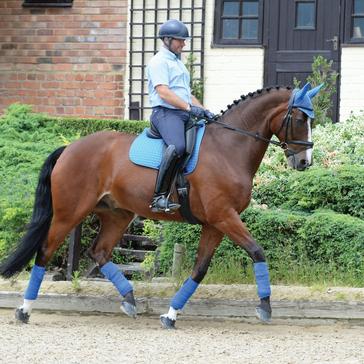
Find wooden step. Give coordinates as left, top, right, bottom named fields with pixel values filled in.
left=118, top=262, right=146, bottom=275
left=113, top=247, right=150, bottom=262
left=85, top=262, right=147, bottom=280
left=120, top=234, right=158, bottom=250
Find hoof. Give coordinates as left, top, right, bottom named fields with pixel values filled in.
left=160, top=315, right=176, bottom=330
left=120, top=301, right=137, bottom=319
left=255, top=306, right=271, bottom=323
left=15, top=308, right=30, bottom=324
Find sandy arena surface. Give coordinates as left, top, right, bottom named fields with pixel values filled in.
left=0, top=309, right=363, bottom=364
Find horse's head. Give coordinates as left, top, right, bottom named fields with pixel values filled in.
left=272, top=83, right=323, bottom=171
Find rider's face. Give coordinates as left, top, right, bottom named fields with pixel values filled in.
left=169, top=38, right=186, bottom=55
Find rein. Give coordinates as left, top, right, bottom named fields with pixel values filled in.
left=210, top=118, right=287, bottom=149
left=206, top=92, right=314, bottom=155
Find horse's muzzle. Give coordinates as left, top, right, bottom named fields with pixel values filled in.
left=287, top=154, right=312, bottom=170
left=296, top=158, right=311, bottom=171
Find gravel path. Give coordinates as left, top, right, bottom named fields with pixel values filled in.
left=1, top=309, right=363, bottom=364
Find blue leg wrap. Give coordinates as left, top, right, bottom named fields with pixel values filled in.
left=171, top=277, right=199, bottom=310
left=254, top=262, right=271, bottom=298
left=24, top=265, right=46, bottom=300
left=100, top=262, right=133, bottom=297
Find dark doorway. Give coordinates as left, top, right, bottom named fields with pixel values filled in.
left=264, top=0, right=341, bottom=121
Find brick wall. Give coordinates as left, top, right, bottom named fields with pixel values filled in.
left=0, top=0, right=127, bottom=118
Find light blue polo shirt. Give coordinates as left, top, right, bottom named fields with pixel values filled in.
left=147, top=46, right=192, bottom=109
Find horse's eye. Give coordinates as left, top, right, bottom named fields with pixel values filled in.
left=296, top=118, right=304, bottom=124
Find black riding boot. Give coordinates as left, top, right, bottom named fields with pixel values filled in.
left=150, top=145, right=181, bottom=213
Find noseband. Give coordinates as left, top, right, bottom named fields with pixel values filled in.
left=208, top=92, right=314, bottom=156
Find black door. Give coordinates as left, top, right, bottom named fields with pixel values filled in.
left=264, top=0, right=340, bottom=121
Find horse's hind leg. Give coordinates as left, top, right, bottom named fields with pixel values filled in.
left=160, top=225, right=223, bottom=329
left=16, top=213, right=85, bottom=323
left=88, top=209, right=137, bottom=318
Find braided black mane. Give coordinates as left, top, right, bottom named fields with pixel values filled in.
left=219, top=85, right=292, bottom=115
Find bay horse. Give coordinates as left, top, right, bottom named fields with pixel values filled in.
left=0, top=83, right=322, bottom=328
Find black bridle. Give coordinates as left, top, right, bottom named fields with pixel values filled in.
left=206, top=92, right=314, bottom=156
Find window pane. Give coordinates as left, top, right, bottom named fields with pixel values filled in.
left=296, top=2, right=315, bottom=28
left=241, top=19, right=258, bottom=39
left=223, top=2, right=240, bottom=16
left=354, top=0, right=364, bottom=13
left=353, top=17, right=364, bottom=38
left=243, top=1, right=258, bottom=16
left=223, top=19, right=239, bottom=38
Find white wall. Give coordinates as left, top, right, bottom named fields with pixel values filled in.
left=339, top=47, right=364, bottom=122
left=203, top=0, right=264, bottom=112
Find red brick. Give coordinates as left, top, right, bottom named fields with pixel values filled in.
left=82, top=82, right=98, bottom=90
left=22, top=81, right=40, bottom=89
left=82, top=98, right=100, bottom=106
left=75, top=73, right=84, bottom=81
left=38, top=90, right=55, bottom=97
left=74, top=106, right=87, bottom=115
left=114, top=108, right=124, bottom=116
left=53, top=64, right=73, bottom=71
left=94, top=90, right=113, bottom=99
left=84, top=74, right=94, bottom=81
left=97, top=82, right=118, bottom=91
left=42, top=82, right=59, bottom=89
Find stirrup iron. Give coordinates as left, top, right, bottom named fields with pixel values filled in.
left=150, top=194, right=180, bottom=213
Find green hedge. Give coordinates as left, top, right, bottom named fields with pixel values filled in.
left=56, top=117, right=148, bottom=136
left=253, top=165, right=364, bottom=219
left=158, top=208, right=364, bottom=282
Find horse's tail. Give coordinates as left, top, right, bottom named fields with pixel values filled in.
left=0, top=146, right=67, bottom=278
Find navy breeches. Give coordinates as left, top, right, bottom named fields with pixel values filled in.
left=150, top=106, right=190, bottom=157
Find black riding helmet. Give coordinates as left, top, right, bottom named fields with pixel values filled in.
left=158, top=19, right=190, bottom=40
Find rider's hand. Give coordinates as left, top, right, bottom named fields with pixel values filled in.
left=189, top=105, right=205, bottom=119
left=204, top=109, right=215, bottom=120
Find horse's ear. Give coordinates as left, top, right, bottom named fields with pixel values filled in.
left=294, top=82, right=311, bottom=102
left=307, top=83, right=324, bottom=99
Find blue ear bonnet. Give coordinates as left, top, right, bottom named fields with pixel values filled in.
left=289, top=83, right=324, bottom=119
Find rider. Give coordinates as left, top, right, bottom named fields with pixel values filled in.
left=147, top=19, right=214, bottom=213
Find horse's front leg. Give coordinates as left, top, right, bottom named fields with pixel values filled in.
left=160, top=225, right=223, bottom=329
left=212, top=210, right=272, bottom=322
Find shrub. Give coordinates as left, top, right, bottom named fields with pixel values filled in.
left=298, top=210, right=364, bottom=275
left=257, top=112, right=364, bottom=178
left=253, top=165, right=364, bottom=219
left=294, top=55, right=338, bottom=126
left=56, top=117, right=148, bottom=136
left=312, top=112, right=364, bottom=167
left=157, top=207, right=364, bottom=283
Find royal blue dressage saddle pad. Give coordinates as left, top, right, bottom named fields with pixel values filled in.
left=129, top=123, right=206, bottom=175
